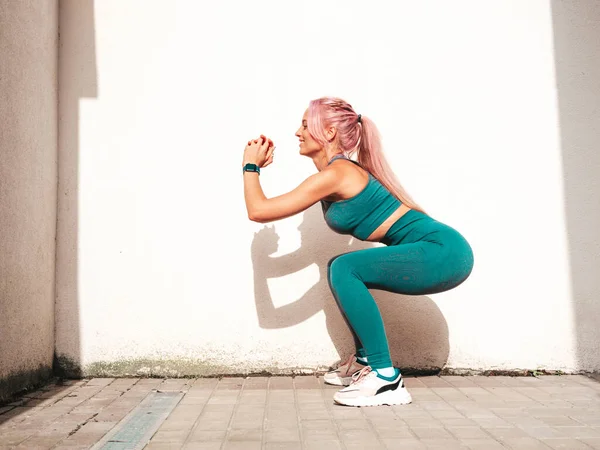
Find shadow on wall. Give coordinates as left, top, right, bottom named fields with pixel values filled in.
left=251, top=204, right=450, bottom=374
left=551, top=1, right=600, bottom=374
left=53, top=0, right=97, bottom=378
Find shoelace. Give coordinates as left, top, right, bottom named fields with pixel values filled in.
left=350, top=366, right=373, bottom=385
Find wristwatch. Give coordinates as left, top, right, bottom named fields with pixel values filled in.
left=243, top=163, right=260, bottom=174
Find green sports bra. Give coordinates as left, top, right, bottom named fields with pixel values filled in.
left=320, top=155, right=402, bottom=240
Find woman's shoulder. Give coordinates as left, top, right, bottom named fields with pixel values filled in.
left=322, top=159, right=371, bottom=201
left=326, top=158, right=371, bottom=180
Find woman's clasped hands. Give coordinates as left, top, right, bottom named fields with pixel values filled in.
left=243, top=134, right=276, bottom=168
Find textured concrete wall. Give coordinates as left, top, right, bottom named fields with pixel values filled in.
left=551, top=0, right=600, bottom=373
left=54, top=0, right=600, bottom=377
left=0, top=1, right=58, bottom=401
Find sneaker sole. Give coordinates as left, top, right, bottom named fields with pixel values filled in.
left=333, top=388, right=412, bottom=407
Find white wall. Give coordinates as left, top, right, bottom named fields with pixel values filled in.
left=55, top=0, right=600, bottom=376
left=0, top=0, right=58, bottom=400
left=551, top=0, right=600, bottom=375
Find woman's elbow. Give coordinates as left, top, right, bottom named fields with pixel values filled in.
left=248, top=211, right=268, bottom=223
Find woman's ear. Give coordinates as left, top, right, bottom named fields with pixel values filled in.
left=325, top=126, right=337, bottom=142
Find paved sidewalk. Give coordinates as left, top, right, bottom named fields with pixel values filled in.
left=1, top=374, right=599, bottom=449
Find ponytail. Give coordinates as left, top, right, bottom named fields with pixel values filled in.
left=308, top=97, right=425, bottom=213
left=357, top=115, right=425, bottom=213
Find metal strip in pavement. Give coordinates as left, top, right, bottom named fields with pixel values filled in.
left=91, top=391, right=183, bottom=450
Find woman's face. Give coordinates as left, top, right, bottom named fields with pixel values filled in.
left=295, top=109, right=322, bottom=156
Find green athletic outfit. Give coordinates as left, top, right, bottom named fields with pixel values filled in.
left=321, top=155, right=474, bottom=369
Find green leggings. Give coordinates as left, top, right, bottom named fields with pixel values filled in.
left=327, top=210, right=474, bottom=369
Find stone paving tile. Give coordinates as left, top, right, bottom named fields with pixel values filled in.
left=222, top=441, right=262, bottom=449
left=439, top=418, right=479, bottom=427
left=442, top=376, right=479, bottom=388
left=580, top=437, right=600, bottom=449
left=428, top=409, right=466, bottom=420
left=304, top=440, right=342, bottom=449
left=410, top=426, right=456, bottom=440
left=381, top=437, right=427, bottom=448
left=1, top=374, right=599, bottom=449
left=403, top=416, right=444, bottom=428
left=500, top=437, right=552, bottom=449
left=264, top=426, right=300, bottom=442
left=423, top=438, right=470, bottom=449
left=418, top=376, right=454, bottom=388
left=461, top=438, right=507, bottom=449
left=486, top=426, right=534, bottom=440
left=269, top=376, right=294, bottom=389
left=372, top=424, right=413, bottom=439
left=185, top=442, right=223, bottom=450
left=345, top=442, right=386, bottom=450
left=446, top=426, right=491, bottom=439
left=542, top=438, right=595, bottom=449
left=264, top=443, right=302, bottom=450
left=467, top=376, right=508, bottom=387
left=404, top=377, right=428, bottom=388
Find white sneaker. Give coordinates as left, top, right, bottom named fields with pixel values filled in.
left=333, top=366, right=412, bottom=407
left=323, top=355, right=367, bottom=386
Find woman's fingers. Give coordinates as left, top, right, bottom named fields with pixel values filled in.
left=263, top=155, right=273, bottom=167
left=260, top=134, right=273, bottom=147
left=262, top=151, right=274, bottom=167
left=259, top=135, right=270, bottom=151
left=245, top=136, right=274, bottom=166
left=249, top=135, right=273, bottom=147
left=258, top=134, right=274, bottom=149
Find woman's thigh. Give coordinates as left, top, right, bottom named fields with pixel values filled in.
left=331, top=240, right=471, bottom=296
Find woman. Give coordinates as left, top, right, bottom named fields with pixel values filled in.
left=243, top=97, right=474, bottom=407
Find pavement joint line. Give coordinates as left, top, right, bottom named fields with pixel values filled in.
left=478, top=380, right=547, bottom=405
left=261, top=377, right=270, bottom=449
left=319, top=376, right=349, bottom=450
left=292, top=376, right=307, bottom=450
left=220, top=377, right=245, bottom=450
left=356, top=388, right=393, bottom=448
left=180, top=378, right=220, bottom=448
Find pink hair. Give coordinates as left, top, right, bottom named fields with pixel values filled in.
left=307, top=97, right=424, bottom=213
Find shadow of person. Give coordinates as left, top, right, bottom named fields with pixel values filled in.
left=251, top=205, right=358, bottom=361
left=251, top=204, right=450, bottom=374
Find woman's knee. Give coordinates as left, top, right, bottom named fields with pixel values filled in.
left=327, top=254, right=344, bottom=281
left=327, top=255, right=357, bottom=285
left=326, top=254, right=341, bottom=274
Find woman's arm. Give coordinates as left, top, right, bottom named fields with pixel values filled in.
left=244, top=169, right=338, bottom=223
